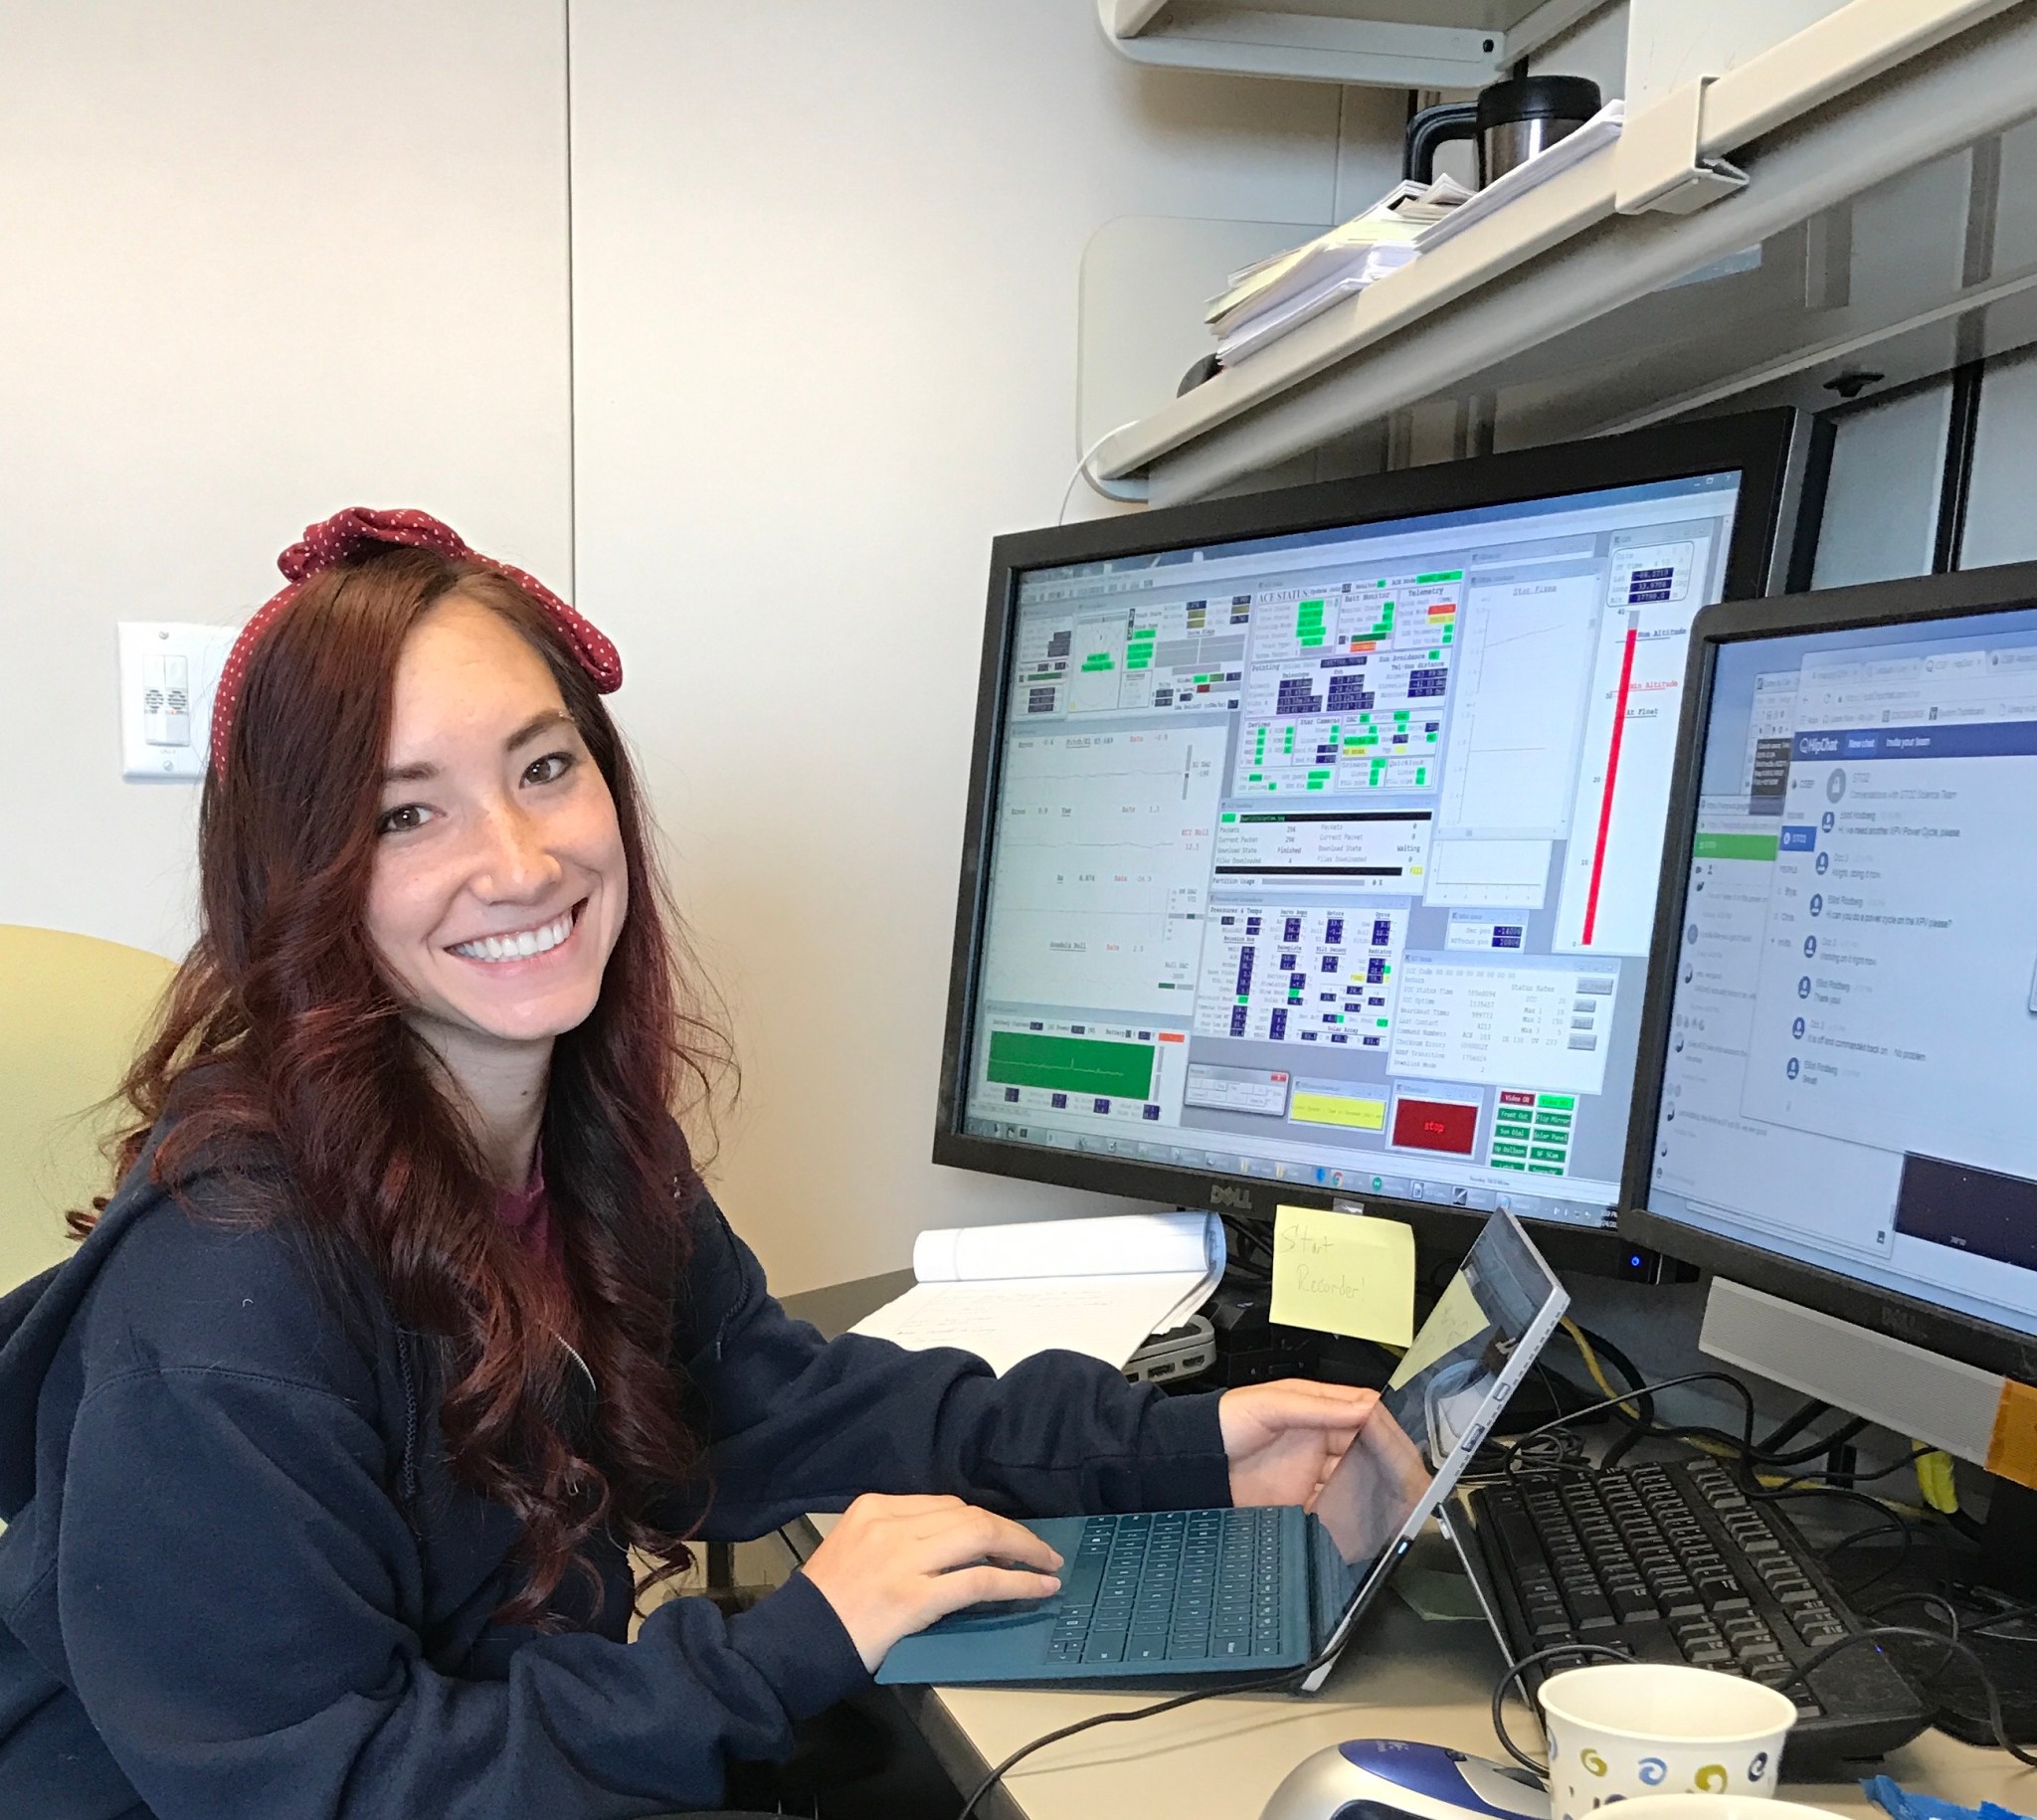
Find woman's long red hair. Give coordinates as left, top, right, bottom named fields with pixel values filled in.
left=82, top=547, right=731, bottom=1625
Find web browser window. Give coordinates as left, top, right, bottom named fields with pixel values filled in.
left=1651, top=607, right=2037, bottom=1337
left=963, top=475, right=1744, bottom=1230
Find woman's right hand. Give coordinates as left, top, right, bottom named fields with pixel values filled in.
left=799, top=1493, right=1064, bottom=1672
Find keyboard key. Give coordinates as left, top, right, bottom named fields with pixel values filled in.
left=1610, top=1585, right=1658, bottom=1622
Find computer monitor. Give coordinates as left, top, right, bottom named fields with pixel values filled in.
left=933, top=412, right=1796, bottom=1277
left=1624, top=558, right=2037, bottom=1382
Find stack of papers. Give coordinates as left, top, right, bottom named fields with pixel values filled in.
left=1205, top=99, right=1629, bottom=369
left=849, top=1211, right=1225, bottom=1376
left=1413, top=99, right=1625, bottom=255
left=1207, top=177, right=1470, bottom=367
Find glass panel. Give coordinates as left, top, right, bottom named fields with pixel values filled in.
left=1962, top=345, right=2037, bottom=570
left=1811, top=383, right=1949, bottom=590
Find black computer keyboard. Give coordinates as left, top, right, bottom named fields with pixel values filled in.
left=1048, top=1507, right=1289, bottom=1665
left=1458, top=1457, right=1931, bottom=1762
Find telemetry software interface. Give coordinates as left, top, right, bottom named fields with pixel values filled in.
left=1650, top=605, right=2037, bottom=1338
left=962, top=473, right=1743, bottom=1230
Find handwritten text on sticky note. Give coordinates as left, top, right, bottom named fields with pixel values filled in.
left=1269, top=1205, right=1414, bottom=1346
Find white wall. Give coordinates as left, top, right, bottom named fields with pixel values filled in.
left=569, top=2, right=1370, bottom=1290
left=1, top=0, right=574, bottom=958
left=1, top=0, right=1391, bottom=1292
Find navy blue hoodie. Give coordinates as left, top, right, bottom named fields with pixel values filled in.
left=0, top=1136, right=1230, bottom=1818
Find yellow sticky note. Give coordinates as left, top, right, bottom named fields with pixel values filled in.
left=1388, top=1270, right=1488, bottom=1391
left=1269, top=1204, right=1415, bottom=1346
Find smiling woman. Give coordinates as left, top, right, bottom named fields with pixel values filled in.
left=73, top=539, right=719, bottom=1635
left=0, top=509, right=1375, bottom=1820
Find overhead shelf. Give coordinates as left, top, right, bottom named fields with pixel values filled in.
left=1095, top=0, right=1609, bottom=87
left=1091, top=0, right=2037, bottom=506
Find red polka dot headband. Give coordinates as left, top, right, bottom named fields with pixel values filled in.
left=210, top=507, right=623, bottom=773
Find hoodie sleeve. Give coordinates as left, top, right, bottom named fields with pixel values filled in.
left=673, top=1197, right=1233, bottom=1539
left=59, top=1363, right=867, bottom=1820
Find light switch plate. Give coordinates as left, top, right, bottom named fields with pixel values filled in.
left=117, top=621, right=240, bottom=782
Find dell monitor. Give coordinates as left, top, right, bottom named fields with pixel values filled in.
left=1626, top=558, right=2037, bottom=1380
left=934, top=412, right=1795, bottom=1276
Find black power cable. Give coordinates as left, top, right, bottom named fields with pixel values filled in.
left=1488, top=1641, right=1635, bottom=1772
left=953, top=1660, right=1315, bottom=1820
left=1507, top=1370, right=1759, bottom=1473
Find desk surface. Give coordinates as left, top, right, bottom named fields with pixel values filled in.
left=776, top=1279, right=2036, bottom=1820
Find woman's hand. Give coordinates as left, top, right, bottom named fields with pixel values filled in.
left=800, top=1493, right=1064, bottom=1672
left=1219, top=1379, right=1378, bottom=1511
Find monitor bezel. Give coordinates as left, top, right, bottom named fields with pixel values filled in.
left=933, top=410, right=1798, bottom=1275
left=1619, top=555, right=2037, bottom=1381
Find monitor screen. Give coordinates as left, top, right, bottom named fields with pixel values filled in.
left=956, top=469, right=1748, bottom=1234
left=1645, top=601, right=2037, bottom=1342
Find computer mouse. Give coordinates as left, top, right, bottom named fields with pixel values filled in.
left=1259, top=1738, right=1549, bottom=1820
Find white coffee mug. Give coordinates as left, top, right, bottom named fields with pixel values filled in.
left=1607, top=1799, right=1846, bottom=1820
left=1537, top=1663, right=1798, bottom=1817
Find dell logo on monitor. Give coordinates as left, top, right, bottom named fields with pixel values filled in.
left=1208, top=1183, right=1254, bottom=1211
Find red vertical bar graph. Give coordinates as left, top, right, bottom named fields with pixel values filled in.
left=1580, top=624, right=1639, bottom=948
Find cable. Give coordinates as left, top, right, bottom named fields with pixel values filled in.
left=1867, top=1589, right=1963, bottom=1639
left=1218, top=1213, right=1275, bottom=1284
left=1503, top=1370, right=1759, bottom=1477
left=1756, top=1413, right=1870, bottom=1470
left=1758, top=1446, right=1937, bottom=1495
left=1561, top=1319, right=1648, bottom=1426
left=1862, top=1590, right=1963, bottom=1679
left=1963, top=1589, right=2037, bottom=1640
left=1488, top=1641, right=1634, bottom=1773
left=1750, top=1482, right=1954, bottom=1601
left=1750, top=1483, right=1915, bottom=1542
left=1573, top=1325, right=1656, bottom=1433
left=1056, top=422, right=1141, bottom=526
left=953, top=1662, right=1311, bottom=1820
left=1776, top=1626, right=2037, bottom=1770
left=1757, top=1397, right=1834, bottom=1458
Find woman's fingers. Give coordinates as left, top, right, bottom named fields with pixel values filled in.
left=921, top=1561, right=1063, bottom=1622
left=1263, top=1381, right=1380, bottom=1421
left=914, top=1508, right=1063, bottom=1572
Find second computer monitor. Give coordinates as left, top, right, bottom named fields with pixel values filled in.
left=936, top=415, right=1794, bottom=1271
left=1626, top=560, right=2037, bottom=1374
